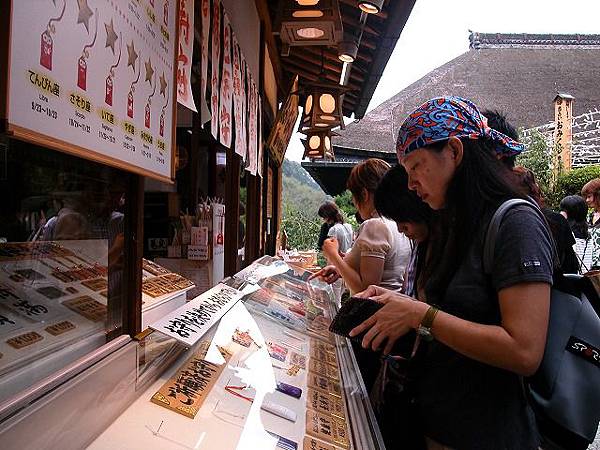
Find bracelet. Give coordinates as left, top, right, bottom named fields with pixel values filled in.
left=421, top=305, right=439, bottom=330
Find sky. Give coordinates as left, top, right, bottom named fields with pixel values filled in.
left=285, top=0, right=600, bottom=162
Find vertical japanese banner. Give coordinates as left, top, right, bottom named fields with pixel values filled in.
left=200, top=0, right=211, bottom=124
left=246, top=76, right=257, bottom=175
left=218, top=14, right=232, bottom=148
left=257, top=95, right=263, bottom=177
left=176, top=0, right=196, bottom=112
left=232, top=35, right=244, bottom=160
left=239, top=56, right=248, bottom=163
left=210, top=0, right=221, bottom=139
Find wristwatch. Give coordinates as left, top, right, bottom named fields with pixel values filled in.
left=417, top=305, right=439, bottom=341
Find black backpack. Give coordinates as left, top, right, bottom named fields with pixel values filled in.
left=484, top=199, right=600, bottom=449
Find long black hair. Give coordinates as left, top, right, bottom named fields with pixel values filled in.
left=560, top=195, right=589, bottom=239
left=374, top=164, right=433, bottom=225
left=422, top=137, right=526, bottom=303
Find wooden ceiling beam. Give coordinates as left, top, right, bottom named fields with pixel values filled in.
left=302, top=46, right=373, bottom=65
left=284, top=59, right=362, bottom=92
left=285, top=51, right=366, bottom=84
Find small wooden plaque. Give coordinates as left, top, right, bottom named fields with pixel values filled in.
left=306, top=388, right=346, bottom=421
left=305, top=410, right=349, bottom=449
left=45, top=321, right=76, bottom=336
left=81, top=278, right=108, bottom=291
left=307, top=373, right=342, bottom=398
left=303, top=436, right=340, bottom=450
left=151, top=345, right=231, bottom=419
left=310, top=346, right=337, bottom=367
left=310, top=339, right=336, bottom=355
left=309, top=359, right=339, bottom=381
left=62, top=296, right=106, bottom=322
left=7, top=331, right=43, bottom=349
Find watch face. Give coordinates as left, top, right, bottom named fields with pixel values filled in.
left=417, top=326, right=434, bottom=341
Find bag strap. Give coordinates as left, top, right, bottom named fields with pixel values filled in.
left=483, top=198, right=558, bottom=275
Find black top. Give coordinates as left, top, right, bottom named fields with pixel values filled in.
left=543, top=208, right=578, bottom=274
left=416, top=205, right=554, bottom=450
left=317, top=222, right=331, bottom=250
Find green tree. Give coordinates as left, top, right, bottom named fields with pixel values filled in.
left=281, top=202, right=322, bottom=250
left=555, top=165, right=600, bottom=202
left=517, top=130, right=554, bottom=200
left=334, top=190, right=358, bottom=230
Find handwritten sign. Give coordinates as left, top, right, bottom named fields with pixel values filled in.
left=176, top=0, right=196, bottom=112
left=266, top=76, right=299, bottom=166
left=151, top=342, right=231, bottom=418
left=149, top=283, right=244, bottom=346
left=7, top=0, right=177, bottom=181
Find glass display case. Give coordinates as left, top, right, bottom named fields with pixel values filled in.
left=88, top=256, right=384, bottom=450
left=0, top=142, right=134, bottom=405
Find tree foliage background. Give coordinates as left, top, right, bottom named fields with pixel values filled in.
left=281, top=159, right=329, bottom=250
left=517, top=129, right=600, bottom=208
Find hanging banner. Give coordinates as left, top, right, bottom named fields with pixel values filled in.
left=246, top=76, right=257, bottom=175
left=266, top=76, right=299, bottom=167
left=7, top=0, right=178, bottom=181
left=232, top=35, right=244, bottom=159
left=218, top=14, right=233, bottom=148
left=257, top=96, right=263, bottom=177
left=239, top=56, right=248, bottom=163
left=200, top=0, right=211, bottom=124
left=176, top=0, right=196, bottom=112
left=210, top=0, right=221, bottom=139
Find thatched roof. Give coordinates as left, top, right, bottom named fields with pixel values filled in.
left=334, top=32, right=600, bottom=154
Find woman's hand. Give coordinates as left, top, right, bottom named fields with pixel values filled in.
left=322, top=237, right=339, bottom=260
left=308, top=265, right=341, bottom=284
left=350, top=290, right=428, bottom=354
left=353, top=284, right=393, bottom=299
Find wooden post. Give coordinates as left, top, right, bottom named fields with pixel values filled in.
left=554, top=93, right=574, bottom=172
left=224, top=147, right=241, bottom=276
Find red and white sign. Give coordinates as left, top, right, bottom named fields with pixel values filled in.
left=210, top=0, right=221, bottom=139
left=8, top=0, right=177, bottom=181
left=232, top=36, right=244, bottom=159
left=218, top=14, right=233, bottom=148
left=200, top=0, right=210, bottom=122
left=176, top=0, right=196, bottom=112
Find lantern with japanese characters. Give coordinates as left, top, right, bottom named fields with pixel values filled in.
left=127, top=89, right=134, bottom=118
left=77, top=56, right=87, bottom=91
left=40, top=30, right=53, bottom=70
left=105, top=75, right=113, bottom=106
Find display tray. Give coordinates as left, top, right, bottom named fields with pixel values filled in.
left=90, top=257, right=383, bottom=450
left=0, top=240, right=109, bottom=377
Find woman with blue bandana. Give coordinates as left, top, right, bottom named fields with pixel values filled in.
left=350, top=97, right=553, bottom=449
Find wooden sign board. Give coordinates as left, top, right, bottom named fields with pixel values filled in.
left=151, top=343, right=231, bottom=418
left=6, top=0, right=179, bottom=182
left=305, top=410, right=350, bottom=449
left=266, top=76, right=299, bottom=167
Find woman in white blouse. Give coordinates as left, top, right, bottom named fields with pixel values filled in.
left=315, top=159, right=412, bottom=295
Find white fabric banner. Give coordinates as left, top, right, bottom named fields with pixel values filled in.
left=218, top=13, right=233, bottom=147
left=176, top=0, right=196, bottom=112
left=210, top=0, right=221, bottom=139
